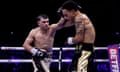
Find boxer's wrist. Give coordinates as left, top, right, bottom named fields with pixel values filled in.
left=67, top=37, right=74, bottom=45
left=30, top=48, right=38, bottom=56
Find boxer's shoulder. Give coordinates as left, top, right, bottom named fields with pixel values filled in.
left=50, top=24, right=56, bottom=28
left=75, top=13, right=88, bottom=20
left=27, top=27, right=40, bottom=38
left=33, top=27, right=40, bottom=31
left=75, top=13, right=91, bottom=26
left=31, top=27, right=40, bottom=33
left=49, top=23, right=58, bottom=31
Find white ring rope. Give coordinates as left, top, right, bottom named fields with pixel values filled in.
left=1, top=47, right=119, bottom=50
left=0, top=59, right=109, bottom=63
left=1, top=46, right=119, bottom=63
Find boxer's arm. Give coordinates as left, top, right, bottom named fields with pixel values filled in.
left=51, top=18, right=73, bottom=30
left=72, top=15, right=91, bottom=44
left=63, top=20, right=74, bottom=27
left=23, top=29, right=34, bottom=52
left=67, top=23, right=84, bottom=45
left=72, top=16, right=85, bottom=44
left=50, top=18, right=66, bottom=30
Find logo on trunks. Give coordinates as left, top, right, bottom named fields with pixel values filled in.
left=37, top=51, right=44, bottom=57
left=108, top=44, right=120, bottom=72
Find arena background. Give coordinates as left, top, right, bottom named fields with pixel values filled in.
left=0, top=0, right=119, bottom=72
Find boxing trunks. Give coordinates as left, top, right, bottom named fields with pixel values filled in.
left=32, top=48, right=52, bottom=72
left=68, top=43, right=94, bottom=72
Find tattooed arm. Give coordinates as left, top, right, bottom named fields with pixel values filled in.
left=72, top=16, right=85, bottom=44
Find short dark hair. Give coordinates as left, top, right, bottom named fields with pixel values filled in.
left=62, top=0, right=81, bottom=11
left=36, top=14, right=49, bottom=21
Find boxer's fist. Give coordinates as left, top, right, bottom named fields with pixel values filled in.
left=30, top=48, right=47, bottom=58
left=67, top=37, right=74, bottom=45
left=35, top=49, right=47, bottom=58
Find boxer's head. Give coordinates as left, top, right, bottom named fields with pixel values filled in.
left=37, top=14, right=49, bottom=30
left=61, top=1, right=81, bottom=20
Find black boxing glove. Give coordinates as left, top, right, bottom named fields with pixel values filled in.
left=30, top=48, right=47, bottom=58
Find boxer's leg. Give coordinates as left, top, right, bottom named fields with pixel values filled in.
left=77, top=51, right=91, bottom=72
left=33, top=57, right=46, bottom=72
left=87, top=52, right=94, bottom=72
left=32, top=53, right=51, bottom=72
left=78, top=59, right=88, bottom=72
left=40, top=58, right=51, bottom=72
left=67, top=44, right=82, bottom=72
left=32, top=59, right=38, bottom=72
left=67, top=51, right=81, bottom=72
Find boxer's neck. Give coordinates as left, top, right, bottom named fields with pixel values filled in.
left=74, top=10, right=81, bottom=17
left=40, top=27, right=49, bottom=34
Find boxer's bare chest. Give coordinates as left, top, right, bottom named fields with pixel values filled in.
left=34, top=29, right=54, bottom=42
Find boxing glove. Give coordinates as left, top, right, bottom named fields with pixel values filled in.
left=67, top=37, right=74, bottom=45
left=30, top=48, right=47, bottom=58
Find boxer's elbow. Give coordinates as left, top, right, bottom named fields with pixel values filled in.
left=23, top=43, right=31, bottom=51
left=73, top=35, right=84, bottom=44
left=23, top=43, right=27, bottom=50
left=73, top=39, right=82, bottom=44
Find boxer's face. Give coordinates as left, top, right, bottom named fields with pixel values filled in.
left=38, top=18, right=49, bottom=30
left=62, top=9, right=75, bottom=20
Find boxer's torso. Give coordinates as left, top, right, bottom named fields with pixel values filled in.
left=74, top=13, right=96, bottom=44
left=32, top=27, right=55, bottom=51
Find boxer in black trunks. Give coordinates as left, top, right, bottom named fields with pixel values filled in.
left=58, top=1, right=96, bottom=72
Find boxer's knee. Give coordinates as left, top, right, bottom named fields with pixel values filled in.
left=77, top=59, right=88, bottom=72
left=32, top=58, right=46, bottom=72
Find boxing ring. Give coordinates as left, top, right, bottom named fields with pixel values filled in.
left=0, top=46, right=119, bottom=72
